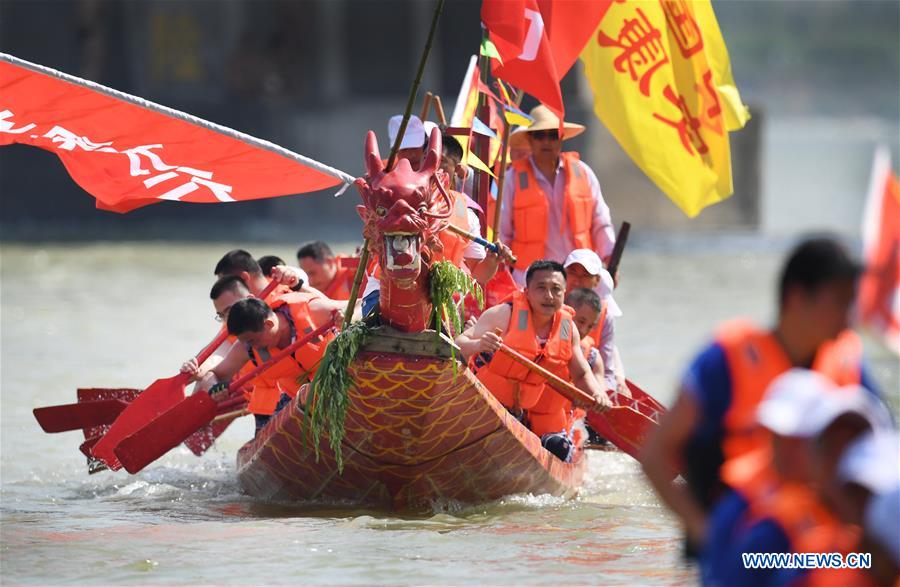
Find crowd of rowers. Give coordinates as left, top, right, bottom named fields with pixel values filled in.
left=177, top=104, right=898, bottom=586
left=179, top=104, right=625, bottom=462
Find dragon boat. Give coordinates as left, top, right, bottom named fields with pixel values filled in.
left=235, top=129, right=586, bottom=509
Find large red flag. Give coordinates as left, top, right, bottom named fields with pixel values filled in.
left=0, top=53, right=353, bottom=213
left=481, top=0, right=611, bottom=121
left=858, top=146, right=900, bottom=355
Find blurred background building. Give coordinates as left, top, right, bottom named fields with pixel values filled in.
left=0, top=0, right=897, bottom=242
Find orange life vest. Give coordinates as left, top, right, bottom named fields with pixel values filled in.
left=474, top=290, right=575, bottom=411
left=509, top=152, right=594, bottom=271
left=435, top=189, right=472, bottom=268
left=718, top=320, right=863, bottom=462
left=323, top=256, right=355, bottom=300
left=245, top=292, right=334, bottom=415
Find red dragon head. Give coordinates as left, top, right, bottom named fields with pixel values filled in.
left=355, top=127, right=452, bottom=331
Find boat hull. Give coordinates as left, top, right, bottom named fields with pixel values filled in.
left=236, top=338, right=585, bottom=509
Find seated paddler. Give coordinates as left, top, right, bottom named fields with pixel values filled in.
left=180, top=292, right=344, bottom=436
left=455, top=260, right=612, bottom=461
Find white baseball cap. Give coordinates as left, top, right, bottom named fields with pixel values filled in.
left=837, top=431, right=900, bottom=493
left=387, top=115, right=437, bottom=151
left=757, top=369, right=838, bottom=437
left=564, top=249, right=603, bottom=275
left=804, top=384, right=893, bottom=438
left=865, top=486, right=900, bottom=566
left=564, top=249, right=622, bottom=317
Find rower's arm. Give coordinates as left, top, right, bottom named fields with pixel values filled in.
left=568, top=329, right=611, bottom=409
left=455, top=304, right=510, bottom=361
left=201, top=343, right=250, bottom=391
left=640, top=390, right=707, bottom=546
left=308, top=296, right=359, bottom=325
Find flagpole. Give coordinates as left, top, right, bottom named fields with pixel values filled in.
left=342, top=0, right=445, bottom=328
left=491, top=87, right=524, bottom=240
left=472, top=25, right=493, bottom=238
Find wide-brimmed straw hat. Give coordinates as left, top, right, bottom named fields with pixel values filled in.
left=509, top=105, right=585, bottom=151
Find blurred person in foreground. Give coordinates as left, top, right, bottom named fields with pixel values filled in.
left=701, top=369, right=891, bottom=586
left=641, top=236, right=883, bottom=558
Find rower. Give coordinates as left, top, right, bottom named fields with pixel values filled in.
left=564, top=288, right=605, bottom=379
left=296, top=241, right=355, bottom=300
left=259, top=254, right=303, bottom=292
left=455, top=260, right=612, bottom=461
left=563, top=249, right=626, bottom=397
left=214, top=249, right=299, bottom=301
left=641, top=236, right=884, bottom=558
left=181, top=294, right=338, bottom=436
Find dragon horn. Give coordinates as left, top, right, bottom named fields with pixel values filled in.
left=364, top=130, right=384, bottom=176
left=419, top=126, right=441, bottom=175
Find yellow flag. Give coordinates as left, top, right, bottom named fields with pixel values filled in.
left=580, top=0, right=750, bottom=217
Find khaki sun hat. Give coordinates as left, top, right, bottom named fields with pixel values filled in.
left=509, top=105, right=585, bottom=152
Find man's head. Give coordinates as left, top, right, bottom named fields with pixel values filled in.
left=565, top=288, right=602, bottom=338
left=214, top=249, right=263, bottom=283
left=297, top=241, right=337, bottom=291
left=440, top=134, right=466, bottom=187
left=525, top=260, right=567, bottom=319
left=226, top=297, right=279, bottom=348
left=512, top=105, right=585, bottom=165
left=257, top=255, right=286, bottom=278
left=210, top=275, right=251, bottom=323
left=833, top=432, right=900, bottom=526
left=563, top=249, right=603, bottom=291
left=387, top=115, right=437, bottom=170
left=778, top=236, right=862, bottom=342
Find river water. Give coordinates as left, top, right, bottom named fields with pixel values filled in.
left=1, top=240, right=896, bottom=585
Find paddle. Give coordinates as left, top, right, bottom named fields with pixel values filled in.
left=445, top=223, right=518, bottom=265
left=114, top=317, right=337, bottom=474
left=90, top=280, right=279, bottom=469
left=493, top=340, right=657, bottom=460
left=34, top=399, right=129, bottom=433
left=606, top=221, right=631, bottom=279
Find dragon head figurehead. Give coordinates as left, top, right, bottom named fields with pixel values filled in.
left=355, top=127, right=451, bottom=331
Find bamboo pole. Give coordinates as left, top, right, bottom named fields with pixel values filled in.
left=491, top=87, right=524, bottom=239
left=341, top=0, right=446, bottom=328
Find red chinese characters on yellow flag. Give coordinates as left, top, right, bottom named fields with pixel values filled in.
left=858, top=146, right=900, bottom=355
left=580, top=0, right=750, bottom=217
left=0, top=54, right=352, bottom=213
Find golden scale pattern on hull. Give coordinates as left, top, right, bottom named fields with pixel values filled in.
left=236, top=351, right=585, bottom=509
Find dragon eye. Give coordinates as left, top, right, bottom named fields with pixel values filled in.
left=418, top=204, right=428, bottom=215
left=376, top=206, right=387, bottom=217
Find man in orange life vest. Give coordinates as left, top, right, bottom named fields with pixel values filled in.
left=701, top=369, right=891, bottom=587
left=500, top=105, right=616, bottom=287
left=297, top=241, right=355, bottom=300
left=641, top=236, right=883, bottom=557
left=456, top=260, right=612, bottom=461
left=182, top=293, right=339, bottom=436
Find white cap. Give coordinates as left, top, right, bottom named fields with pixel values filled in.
left=804, top=384, right=893, bottom=438
left=837, top=431, right=900, bottom=493
left=387, top=115, right=437, bottom=151
left=564, top=249, right=622, bottom=317
left=757, top=369, right=838, bottom=437
left=865, top=487, right=900, bottom=566
left=564, top=249, right=603, bottom=275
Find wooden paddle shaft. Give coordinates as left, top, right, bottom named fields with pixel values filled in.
left=226, top=317, right=336, bottom=394
left=495, top=342, right=605, bottom=413
left=212, top=409, right=248, bottom=424
left=445, top=223, right=518, bottom=265
left=606, top=221, right=630, bottom=278
left=433, top=95, right=447, bottom=125
left=420, top=92, right=433, bottom=121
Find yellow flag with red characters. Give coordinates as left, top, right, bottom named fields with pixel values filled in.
left=580, top=0, right=750, bottom=217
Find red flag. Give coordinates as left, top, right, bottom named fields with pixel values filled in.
left=0, top=54, right=353, bottom=213
left=481, top=0, right=611, bottom=121
left=858, top=146, right=900, bottom=355
left=482, top=0, right=563, bottom=120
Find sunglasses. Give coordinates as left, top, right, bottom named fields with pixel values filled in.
left=530, top=130, right=560, bottom=141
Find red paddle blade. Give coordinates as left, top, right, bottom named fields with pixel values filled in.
left=77, top=388, right=141, bottom=403
left=183, top=414, right=237, bottom=456
left=114, top=393, right=218, bottom=474
left=33, top=399, right=129, bottom=433
left=587, top=406, right=656, bottom=461
left=78, top=435, right=109, bottom=474
left=91, top=373, right=189, bottom=469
